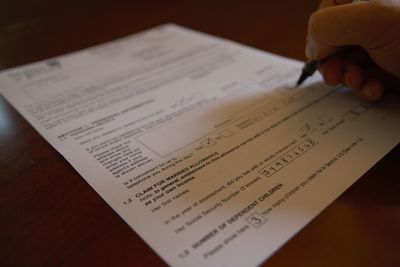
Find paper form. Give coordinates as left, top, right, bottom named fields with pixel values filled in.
left=1, top=24, right=399, bottom=267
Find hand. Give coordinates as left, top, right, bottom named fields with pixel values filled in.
left=306, top=0, right=400, bottom=101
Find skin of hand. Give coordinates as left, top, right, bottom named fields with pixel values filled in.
left=306, top=0, right=400, bottom=101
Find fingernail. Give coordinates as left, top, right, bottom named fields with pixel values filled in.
left=305, top=35, right=316, bottom=59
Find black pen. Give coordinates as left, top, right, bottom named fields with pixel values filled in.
left=295, top=60, right=318, bottom=87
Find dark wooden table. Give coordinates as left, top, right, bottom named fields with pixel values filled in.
left=1, top=1, right=399, bottom=266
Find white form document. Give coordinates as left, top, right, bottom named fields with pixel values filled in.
left=1, top=24, right=400, bottom=267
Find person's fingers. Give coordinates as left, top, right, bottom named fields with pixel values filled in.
left=342, top=47, right=371, bottom=67
left=319, top=54, right=343, bottom=86
left=344, top=64, right=364, bottom=91
left=307, top=0, right=400, bottom=101
left=307, top=1, right=400, bottom=77
left=306, top=1, right=371, bottom=60
left=317, top=48, right=387, bottom=101
left=364, top=62, right=400, bottom=93
left=361, top=78, right=384, bottom=101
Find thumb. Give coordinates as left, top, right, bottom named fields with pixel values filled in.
left=306, top=1, right=392, bottom=60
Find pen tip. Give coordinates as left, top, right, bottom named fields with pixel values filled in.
left=296, top=72, right=308, bottom=88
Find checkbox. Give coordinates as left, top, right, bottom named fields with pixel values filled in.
left=200, top=138, right=216, bottom=147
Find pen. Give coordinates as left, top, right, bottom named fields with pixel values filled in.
left=295, top=60, right=318, bottom=87
left=296, top=0, right=366, bottom=87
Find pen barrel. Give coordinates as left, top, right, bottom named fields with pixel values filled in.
left=302, top=60, right=318, bottom=75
